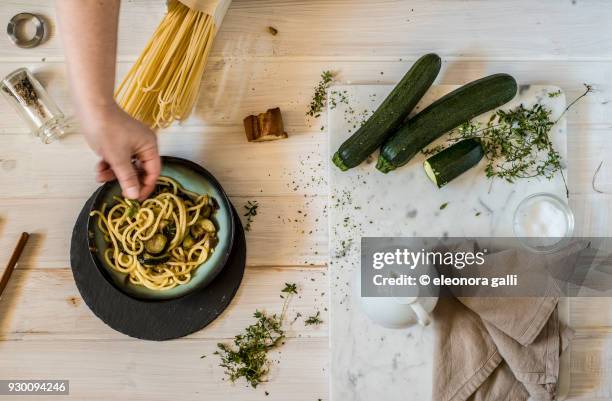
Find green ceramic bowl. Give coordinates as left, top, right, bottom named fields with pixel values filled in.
left=87, top=156, right=235, bottom=301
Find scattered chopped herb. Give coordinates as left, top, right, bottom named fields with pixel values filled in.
left=215, top=284, right=298, bottom=388
left=307, top=70, right=335, bottom=118
left=200, top=355, right=206, bottom=359
left=548, top=89, right=562, bottom=98
left=328, top=89, right=349, bottom=110
left=439, top=202, right=449, bottom=210
left=592, top=160, right=606, bottom=194
left=243, top=200, right=259, bottom=231
left=305, top=311, right=323, bottom=326
left=335, top=238, right=353, bottom=258
left=326, top=89, right=373, bottom=132
left=267, top=26, right=278, bottom=36
left=475, top=211, right=481, bottom=217
left=291, top=312, right=302, bottom=324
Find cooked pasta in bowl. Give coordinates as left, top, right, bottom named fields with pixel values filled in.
left=87, top=157, right=235, bottom=300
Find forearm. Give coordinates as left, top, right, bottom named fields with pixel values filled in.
left=56, top=0, right=120, bottom=119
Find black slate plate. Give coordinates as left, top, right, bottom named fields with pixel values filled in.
left=70, top=193, right=246, bottom=341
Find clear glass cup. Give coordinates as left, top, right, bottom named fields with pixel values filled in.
left=0, top=67, right=70, bottom=144
left=513, top=192, right=575, bottom=253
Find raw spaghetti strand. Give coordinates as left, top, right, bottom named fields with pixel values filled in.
left=115, top=0, right=217, bottom=128
left=90, top=176, right=218, bottom=291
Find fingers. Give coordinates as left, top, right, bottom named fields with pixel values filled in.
left=97, top=145, right=160, bottom=201
left=108, top=157, right=141, bottom=200
left=136, top=145, right=161, bottom=201
left=96, top=160, right=110, bottom=172
left=95, top=160, right=116, bottom=182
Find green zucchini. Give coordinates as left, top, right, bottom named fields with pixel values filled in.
left=138, top=253, right=170, bottom=266
left=424, top=139, right=485, bottom=188
left=144, top=233, right=168, bottom=255
left=332, top=53, right=441, bottom=171
left=182, top=235, right=196, bottom=250
left=376, top=73, right=517, bottom=173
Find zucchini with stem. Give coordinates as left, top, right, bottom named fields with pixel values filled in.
left=377, top=73, right=518, bottom=173
left=332, top=53, right=442, bottom=171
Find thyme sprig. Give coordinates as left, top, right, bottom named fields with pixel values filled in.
left=450, top=104, right=561, bottom=182
left=216, top=311, right=284, bottom=388
left=243, top=200, right=259, bottom=231
left=215, top=283, right=298, bottom=388
left=307, top=70, right=335, bottom=118
left=446, top=84, right=592, bottom=186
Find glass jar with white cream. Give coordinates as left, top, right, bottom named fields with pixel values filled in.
left=513, top=193, right=574, bottom=253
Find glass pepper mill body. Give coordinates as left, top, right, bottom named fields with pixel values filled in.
left=1, top=67, right=70, bottom=144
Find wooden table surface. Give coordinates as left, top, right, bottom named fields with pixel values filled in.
left=0, top=1, right=611, bottom=400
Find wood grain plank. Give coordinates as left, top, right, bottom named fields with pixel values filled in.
left=572, top=299, right=612, bottom=330
left=0, top=267, right=328, bottom=341
left=2, top=0, right=612, bottom=60
left=568, top=332, right=612, bottom=400
left=0, top=63, right=609, bottom=202
left=0, top=195, right=327, bottom=268
left=0, top=128, right=327, bottom=198
left=0, top=337, right=328, bottom=401
left=0, top=2, right=609, bottom=398
left=0, top=61, right=610, bottom=134
left=570, top=194, right=612, bottom=237
left=0, top=192, right=608, bottom=271
left=0, top=331, right=607, bottom=401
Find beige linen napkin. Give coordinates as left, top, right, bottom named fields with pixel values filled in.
left=432, top=245, right=578, bottom=401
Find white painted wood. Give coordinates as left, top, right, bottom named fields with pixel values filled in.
left=0, top=129, right=327, bottom=197
left=0, top=196, right=327, bottom=268
left=0, top=115, right=608, bottom=203
left=0, top=193, right=609, bottom=274
left=2, top=1, right=612, bottom=60
left=0, top=338, right=329, bottom=401
left=0, top=267, right=328, bottom=341
left=0, top=0, right=610, bottom=400
left=0, top=61, right=610, bottom=134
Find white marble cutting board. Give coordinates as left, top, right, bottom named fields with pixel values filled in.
left=328, top=84, right=567, bottom=401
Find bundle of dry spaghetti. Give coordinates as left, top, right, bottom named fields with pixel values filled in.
left=116, top=0, right=231, bottom=128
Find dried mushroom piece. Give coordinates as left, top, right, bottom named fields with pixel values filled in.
left=243, top=107, right=288, bottom=142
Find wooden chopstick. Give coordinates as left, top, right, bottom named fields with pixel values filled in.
left=0, top=232, right=30, bottom=298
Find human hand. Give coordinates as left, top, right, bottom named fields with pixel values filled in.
left=81, top=103, right=161, bottom=201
